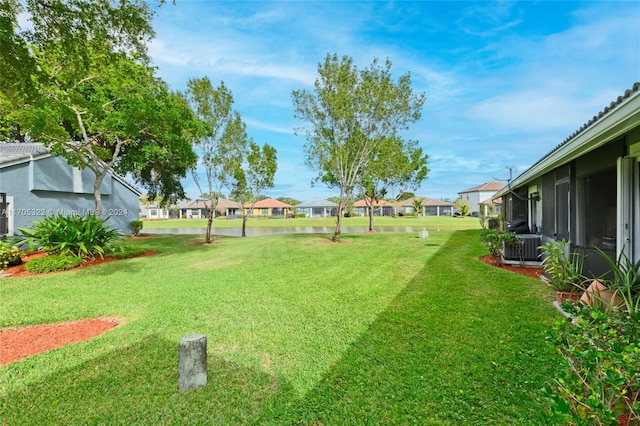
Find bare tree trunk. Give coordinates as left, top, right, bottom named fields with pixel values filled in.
left=205, top=206, right=214, bottom=243
left=367, top=199, right=375, bottom=232
left=241, top=215, right=248, bottom=237
left=93, top=175, right=103, bottom=216
left=333, top=188, right=347, bottom=242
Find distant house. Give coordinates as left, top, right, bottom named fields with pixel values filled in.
left=177, top=198, right=241, bottom=219
left=494, top=82, right=640, bottom=276
left=479, top=197, right=502, bottom=217
left=395, top=197, right=455, bottom=216
left=458, top=182, right=506, bottom=216
left=140, top=196, right=241, bottom=219
left=295, top=199, right=337, bottom=217
left=0, top=143, right=140, bottom=235
left=245, top=198, right=293, bottom=218
left=353, top=198, right=394, bottom=217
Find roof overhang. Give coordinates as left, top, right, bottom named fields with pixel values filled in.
left=495, top=87, right=640, bottom=198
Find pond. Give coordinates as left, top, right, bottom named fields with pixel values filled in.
left=144, top=225, right=425, bottom=237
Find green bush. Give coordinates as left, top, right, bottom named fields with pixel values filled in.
left=544, top=305, right=639, bottom=425
left=479, top=228, right=518, bottom=265
left=539, top=239, right=587, bottom=293
left=106, top=244, right=146, bottom=259
left=19, top=214, right=123, bottom=259
left=25, top=254, right=83, bottom=273
left=0, top=241, right=22, bottom=270
left=130, top=220, right=143, bottom=236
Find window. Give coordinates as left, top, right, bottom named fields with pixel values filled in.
left=578, top=167, right=616, bottom=250
left=262, top=208, right=268, bottom=215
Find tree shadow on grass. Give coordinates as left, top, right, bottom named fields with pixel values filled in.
left=0, top=334, right=296, bottom=425
left=1, top=231, right=559, bottom=425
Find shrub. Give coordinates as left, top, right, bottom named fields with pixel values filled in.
left=130, top=220, right=143, bottom=236
left=479, top=228, right=518, bottom=265
left=19, top=214, right=123, bottom=259
left=106, top=244, right=146, bottom=259
left=25, top=254, right=83, bottom=273
left=0, top=241, right=22, bottom=270
left=539, top=239, right=586, bottom=293
left=544, top=304, right=639, bottom=425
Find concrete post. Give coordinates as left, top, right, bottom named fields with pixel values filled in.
left=178, top=334, right=207, bottom=392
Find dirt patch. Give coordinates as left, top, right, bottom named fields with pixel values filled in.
left=1, top=250, right=160, bottom=278
left=0, top=318, right=121, bottom=365
left=480, top=255, right=543, bottom=279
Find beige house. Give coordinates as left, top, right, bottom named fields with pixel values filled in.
left=244, top=198, right=293, bottom=218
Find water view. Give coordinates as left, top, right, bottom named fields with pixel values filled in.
left=145, top=225, right=424, bottom=237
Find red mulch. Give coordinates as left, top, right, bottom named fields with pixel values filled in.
left=479, top=255, right=543, bottom=279
left=0, top=318, right=121, bottom=365
left=2, top=250, right=160, bottom=278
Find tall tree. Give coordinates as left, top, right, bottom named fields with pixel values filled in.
left=292, top=54, right=426, bottom=241
left=186, top=77, right=246, bottom=243
left=229, top=142, right=277, bottom=237
left=1, top=0, right=197, bottom=213
left=358, top=136, right=428, bottom=231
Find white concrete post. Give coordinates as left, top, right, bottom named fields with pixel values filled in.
left=178, top=334, right=207, bottom=392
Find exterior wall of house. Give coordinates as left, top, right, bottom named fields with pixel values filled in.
left=0, top=156, right=139, bottom=234
left=502, top=125, right=640, bottom=277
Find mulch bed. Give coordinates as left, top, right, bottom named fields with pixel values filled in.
left=0, top=318, right=121, bottom=365
left=1, top=250, right=160, bottom=278
left=479, top=255, right=543, bottom=279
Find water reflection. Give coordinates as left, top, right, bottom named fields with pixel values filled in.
left=144, top=225, right=420, bottom=237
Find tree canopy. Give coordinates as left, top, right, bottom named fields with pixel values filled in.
left=186, top=77, right=247, bottom=243
left=229, top=142, right=278, bottom=237
left=0, top=0, right=198, bottom=212
left=292, top=53, right=426, bottom=241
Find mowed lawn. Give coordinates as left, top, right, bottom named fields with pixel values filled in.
left=0, top=219, right=562, bottom=425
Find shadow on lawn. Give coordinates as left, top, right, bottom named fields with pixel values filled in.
left=258, top=229, right=559, bottom=425
left=0, top=333, right=296, bottom=425
left=1, top=231, right=559, bottom=425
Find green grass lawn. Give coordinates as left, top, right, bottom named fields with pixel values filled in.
left=141, top=214, right=481, bottom=232
left=0, top=226, right=562, bottom=425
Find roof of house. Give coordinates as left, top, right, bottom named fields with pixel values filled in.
left=480, top=197, right=502, bottom=205
left=0, top=143, right=50, bottom=167
left=396, top=197, right=454, bottom=207
left=0, top=142, right=141, bottom=195
left=353, top=198, right=392, bottom=207
left=494, top=81, right=640, bottom=198
left=184, top=198, right=241, bottom=211
left=458, top=181, right=506, bottom=194
left=250, top=198, right=292, bottom=208
left=296, top=199, right=337, bottom=208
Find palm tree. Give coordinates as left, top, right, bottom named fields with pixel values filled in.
left=412, top=197, right=424, bottom=218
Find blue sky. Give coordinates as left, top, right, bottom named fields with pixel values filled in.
left=149, top=1, right=640, bottom=202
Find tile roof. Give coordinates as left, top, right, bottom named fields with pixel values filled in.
left=296, top=199, right=337, bottom=208
left=395, top=197, right=454, bottom=207
left=531, top=82, right=640, bottom=170
left=459, top=181, right=506, bottom=194
left=0, top=143, right=50, bottom=165
left=353, top=198, right=392, bottom=207
left=250, top=198, right=292, bottom=208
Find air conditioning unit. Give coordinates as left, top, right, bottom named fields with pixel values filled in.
left=503, top=234, right=541, bottom=262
